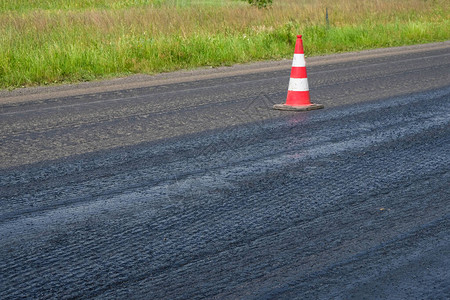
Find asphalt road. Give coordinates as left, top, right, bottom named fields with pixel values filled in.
left=1, top=42, right=449, bottom=299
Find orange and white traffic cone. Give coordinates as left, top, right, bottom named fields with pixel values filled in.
left=274, top=35, right=324, bottom=111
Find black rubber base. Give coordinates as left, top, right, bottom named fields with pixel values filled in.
left=273, top=103, right=324, bottom=111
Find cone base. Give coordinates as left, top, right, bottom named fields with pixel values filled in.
left=273, top=103, right=324, bottom=111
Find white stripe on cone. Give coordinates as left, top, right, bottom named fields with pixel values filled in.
left=288, top=78, right=309, bottom=92
left=291, top=54, right=306, bottom=67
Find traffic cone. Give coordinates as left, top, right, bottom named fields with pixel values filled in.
left=273, top=35, right=324, bottom=111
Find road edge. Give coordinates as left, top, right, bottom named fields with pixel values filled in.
left=1, top=41, right=449, bottom=105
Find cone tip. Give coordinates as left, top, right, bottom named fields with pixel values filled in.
left=297, top=35, right=302, bottom=39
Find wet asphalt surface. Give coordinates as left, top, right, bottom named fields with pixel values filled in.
left=1, top=44, right=449, bottom=299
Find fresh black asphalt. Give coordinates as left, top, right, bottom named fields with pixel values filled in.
left=1, top=44, right=449, bottom=299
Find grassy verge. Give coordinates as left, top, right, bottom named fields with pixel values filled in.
left=0, top=0, right=448, bottom=89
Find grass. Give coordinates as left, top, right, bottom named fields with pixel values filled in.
left=0, top=0, right=448, bottom=89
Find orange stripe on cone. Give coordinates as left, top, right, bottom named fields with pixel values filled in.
left=286, top=91, right=311, bottom=106
left=294, top=35, right=305, bottom=54
left=273, top=35, right=324, bottom=111
left=290, top=67, right=307, bottom=79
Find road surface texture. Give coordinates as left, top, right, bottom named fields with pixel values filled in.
left=1, top=42, right=449, bottom=299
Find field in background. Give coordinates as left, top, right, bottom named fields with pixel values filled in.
left=0, top=0, right=448, bottom=89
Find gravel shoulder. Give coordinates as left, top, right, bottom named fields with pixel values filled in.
left=1, top=41, right=448, bottom=105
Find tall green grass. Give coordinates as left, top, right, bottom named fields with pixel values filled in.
left=0, top=0, right=448, bottom=89
left=0, top=0, right=238, bottom=11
